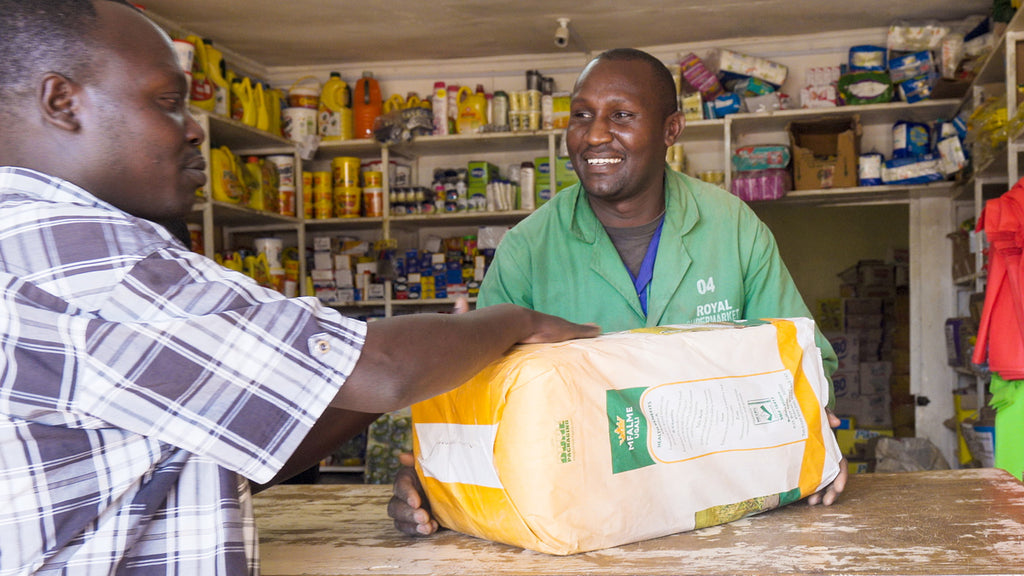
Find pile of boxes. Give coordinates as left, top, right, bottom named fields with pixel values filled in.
left=534, top=156, right=578, bottom=206
left=310, top=236, right=386, bottom=304
left=392, top=241, right=485, bottom=301
left=817, top=253, right=912, bottom=472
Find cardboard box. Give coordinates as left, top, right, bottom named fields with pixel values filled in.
left=948, top=230, right=975, bottom=279
left=467, top=161, right=499, bottom=188
left=859, top=361, right=892, bottom=395
left=788, top=115, right=860, bottom=190
left=826, top=332, right=860, bottom=371
left=835, top=427, right=893, bottom=458
left=832, top=370, right=860, bottom=398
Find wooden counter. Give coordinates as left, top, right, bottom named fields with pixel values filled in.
left=254, top=468, right=1024, bottom=576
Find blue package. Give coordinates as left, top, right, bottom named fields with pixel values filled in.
left=882, top=153, right=944, bottom=185
left=712, top=93, right=743, bottom=116
left=889, top=51, right=935, bottom=83
left=953, top=115, right=968, bottom=141
left=893, top=121, right=931, bottom=159
left=849, top=45, right=887, bottom=71
left=859, top=152, right=885, bottom=186
left=897, top=74, right=937, bottom=103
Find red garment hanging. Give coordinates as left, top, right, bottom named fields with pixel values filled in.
left=972, top=176, right=1024, bottom=379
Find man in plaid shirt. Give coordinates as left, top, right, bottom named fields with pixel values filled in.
left=0, top=1, right=599, bottom=574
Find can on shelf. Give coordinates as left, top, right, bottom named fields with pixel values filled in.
left=332, top=156, right=361, bottom=188
left=334, top=186, right=361, bottom=217
left=363, top=187, right=383, bottom=217
left=312, top=171, right=332, bottom=219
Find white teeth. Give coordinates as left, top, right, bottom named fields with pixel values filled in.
left=587, top=158, right=622, bottom=165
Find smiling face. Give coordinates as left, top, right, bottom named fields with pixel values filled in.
left=567, top=56, right=682, bottom=223
left=73, top=2, right=206, bottom=220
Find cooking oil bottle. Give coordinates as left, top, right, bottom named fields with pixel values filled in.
left=204, top=39, right=231, bottom=117
left=231, top=77, right=257, bottom=127
left=456, top=84, right=487, bottom=134
left=353, top=71, right=382, bottom=139
left=210, top=146, right=246, bottom=204
left=319, top=72, right=353, bottom=141
left=186, top=35, right=215, bottom=111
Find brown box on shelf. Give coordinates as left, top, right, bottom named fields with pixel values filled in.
left=947, top=229, right=975, bottom=279
left=788, top=115, right=860, bottom=190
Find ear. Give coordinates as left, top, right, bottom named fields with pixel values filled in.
left=39, top=73, right=82, bottom=132
left=663, top=110, right=684, bottom=147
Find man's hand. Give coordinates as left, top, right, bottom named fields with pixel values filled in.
left=807, top=409, right=848, bottom=506
left=387, top=453, right=439, bottom=536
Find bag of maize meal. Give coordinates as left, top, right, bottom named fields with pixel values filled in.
left=411, top=318, right=843, bottom=555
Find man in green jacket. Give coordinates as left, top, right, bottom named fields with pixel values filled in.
left=389, top=48, right=846, bottom=536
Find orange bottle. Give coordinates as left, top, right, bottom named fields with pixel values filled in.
left=353, top=71, right=382, bottom=139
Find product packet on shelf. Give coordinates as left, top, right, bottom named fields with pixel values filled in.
left=412, top=318, right=843, bottom=555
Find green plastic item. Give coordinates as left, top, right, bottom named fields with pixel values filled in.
left=990, top=373, right=1024, bottom=480
left=837, top=71, right=893, bottom=106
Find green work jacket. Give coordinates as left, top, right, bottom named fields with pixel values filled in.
left=479, top=167, right=838, bottom=388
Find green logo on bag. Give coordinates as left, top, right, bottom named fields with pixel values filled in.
left=607, top=388, right=655, bottom=473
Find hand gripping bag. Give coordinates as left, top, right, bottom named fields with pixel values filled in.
left=412, top=318, right=843, bottom=555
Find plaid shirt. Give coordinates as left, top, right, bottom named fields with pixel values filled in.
left=0, top=167, right=366, bottom=575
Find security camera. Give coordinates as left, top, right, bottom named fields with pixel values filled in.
left=554, top=18, right=570, bottom=48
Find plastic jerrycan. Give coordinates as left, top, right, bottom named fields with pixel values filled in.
left=203, top=39, right=231, bottom=117
left=253, top=81, right=271, bottom=132
left=383, top=93, right=406, bottom=114
left=319, top=72, right=353, bottom=141
left=231, top=77, right=257, bottom=127
left=210, top=146, right=245, bottom=204
left=265, top=86, right=284, bottom=137
left=353, top=71, right=382, bottom=139
left=456, top=85, right=486, bottom=134
left=186, top=35, right=215, bottom=111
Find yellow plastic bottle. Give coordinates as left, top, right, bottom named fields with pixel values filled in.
left=266, top=87, right=284, bottom=137
left=253, top=81, right=271, bottom=132
left=319, top=72, right=353, bottom=141
left=243, top=156, right=267, bottom=211
left=456, top=85, right=487, bottom=135
left=383, top=93, right=406, bottom=114
left=231, top=77, right=257, bottom=127
left=210, top=146, right=246, bottom=204
left=186, top=35, right=215, bottom=111
left=204, top=40, right=231, bottom=117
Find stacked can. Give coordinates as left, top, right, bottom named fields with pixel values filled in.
left=311, top=170, right=333, bottom=219
left=666, top=143, right=687, bottom=174
left=525, top=70, right=542, bottom=131
left=363, top=170, right=384, bottom=217
left=331, top=156, right=361, bottom=217
left=265, top=154, right=296, bottom=217
left=301, top=171, right=313, bottom=219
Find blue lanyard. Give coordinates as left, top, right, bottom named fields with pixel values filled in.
left=630, top=218, right=664, bottom=316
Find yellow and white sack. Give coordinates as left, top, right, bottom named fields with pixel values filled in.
left=411, top=318, right=843, bottom=555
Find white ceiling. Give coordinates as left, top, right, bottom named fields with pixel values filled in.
left=138, top=0, right=992, bottom=69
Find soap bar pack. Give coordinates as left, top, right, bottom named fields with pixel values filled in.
left=412, top=318, right=843, bottom=555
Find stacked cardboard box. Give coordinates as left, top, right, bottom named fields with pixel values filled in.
left=534, top=156, right=579, bottom=206
left=817, top=254, right=912, bottom=470
left=310, top=236, right=381, bottom=304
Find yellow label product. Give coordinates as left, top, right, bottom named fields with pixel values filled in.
left=311, top=171, right=332, bottom=219
left=210, top=146, right=245, bottom=204
left=186, top=35, right=215, bottom=111
left=333, top=186, right=361, bottom=217
left=204, top=40, right=231, bottom=117
left=302, top=171, right=313, bottom=219
left=319, top=72, right=352, bottom=141
left=331, top=156, right=361, bottom=188
left=412, top=318, right=842, bottom=555
left=231, top=76, right=257, bottom=127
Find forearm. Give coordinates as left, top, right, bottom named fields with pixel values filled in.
left=332, top=304, right=538, bottom=413
left=251, top=407, right=380, bottom=493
